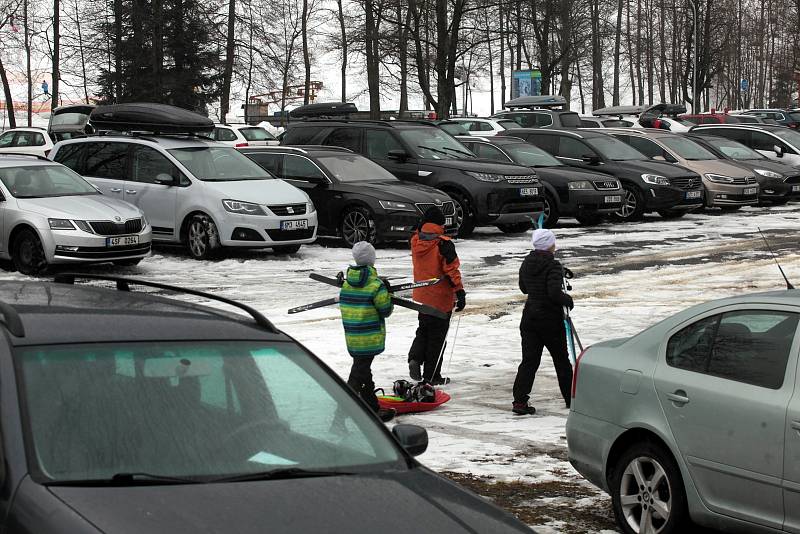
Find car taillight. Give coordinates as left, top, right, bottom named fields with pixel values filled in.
left=235, top=142, right=249, bottom=147
left=571, top=346, right=591, bottom=398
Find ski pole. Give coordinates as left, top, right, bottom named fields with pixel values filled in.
left=444, top=312, right=462, bottom=377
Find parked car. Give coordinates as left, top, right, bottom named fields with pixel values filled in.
left=690, top=123, right=800, bottom=168
left=0, top=274, right=535, bottom=533
left=490, top=95, right=582, bottom=129
left=52, top=103, right=317, bottom=259
left=686, top=134, right=800, bottom=204
left=449, top=117, right=522, bottom=136
left=455, top=135, right=622, bottom=226
left=281, top=118, right=544, bottom=236
left=594, top=104, right=693, bottom=132
left=567, top=290, right=800, bottom=534
left=213, top=124, right=280, bottom=147
left=742, top=108, right=800, bottom=128
left=241, top=146, right=459, bottom=245
left=0, top=128, right=55, bottom=157
left=606, top=129, right=759, bottom=210
left=679, top=113, right=757, bottom=125
left=0, top=154, right=151, bottom=274
left=496, top=128, right=704, bottom=221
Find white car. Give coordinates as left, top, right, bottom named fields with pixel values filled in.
left=0, top=128, right=55, bottom=157
left=213, top=124, right=279, bottom=147
left=448, top=117, right=521, bottom=136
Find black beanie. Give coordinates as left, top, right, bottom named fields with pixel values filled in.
left=422, top=206, right=446, bottom=226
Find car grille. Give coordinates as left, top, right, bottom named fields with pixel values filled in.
left=55, top=243, right=151, bottom=259
left=731, top=175, right=757, bottom=185
left=668, top=176, right=702, bottom=190
left=592, top=179, right=620, bottom=190
left=265, top=228, right=315, bottom=241
left=785, top=175, right=800, bottom=184
left=268, top=204, right=307, bottom=216
left=416, top=201, right=456, bottom=216
left=89, top=218, right=143, bottom=236
left=505, top=175, right=538, bottom=184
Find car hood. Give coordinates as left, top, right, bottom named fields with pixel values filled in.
left=343, top=181, right=450, bottom=203
left=679, top=159, right=752, bottom=177
left=17, top=195, right=142, bottom=220
left=47, top=470, right=532, bottom=534
left=202, top=178, right=307, bottom=204
left=736, top=158, right=799, bottom=175
left=533, top=166, right=614, bottom=183
left=420, top=158, right=533, bottom=175
left=602, top=159, right=699, bottom=178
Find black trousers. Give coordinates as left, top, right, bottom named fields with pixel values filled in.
left=513, top=317, right=573, bottom=405
left=347, top=356, right=379, bottom=413
left=408, top=312, right=451, bottom=381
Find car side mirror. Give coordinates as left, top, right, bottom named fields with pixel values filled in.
left=392, top=424, right=428, bottom=457
left=774, top=145, right=784, bottom=158
left=387, top=150, right=409, bottom=162
left=652, top=155, right=666, bottom=161
left=154, top=173, right=177, bottom=186
left=582, top=154, right=601, bottom=165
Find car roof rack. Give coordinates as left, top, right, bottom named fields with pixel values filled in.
left=0, top=301, right=25, bottom=337
left=0, top=153, right=50, bottom=161
left=53, top=273, right=278, bottom=332
left=90, top=103, right=215, bottom=135
left=504, top=95, right=568, bottom=109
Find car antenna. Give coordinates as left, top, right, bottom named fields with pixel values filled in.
left=758, top=227, right=794, bottom=289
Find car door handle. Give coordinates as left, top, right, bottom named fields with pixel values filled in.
left=666, top=390, right=690, bottom=405
left=125, top=189, right=137, bottom=195
left=109, top=188, right=122, bottom=193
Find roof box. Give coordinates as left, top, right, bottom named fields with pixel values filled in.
left=505, top=95, right=567, bottom=109
left=89, top=103, right=214, bottom=133
left=593, top=105, right=648, bottom=117
left=289, top=102, right=358, bottom=118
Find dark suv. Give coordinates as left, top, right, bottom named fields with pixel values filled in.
left=498, top=128, right=704, bottom=220
left=282, top=121, right=544, bottom=235
left=0, top=275, right=534, bottom=533
left=490, top=109, right=582, bottom=129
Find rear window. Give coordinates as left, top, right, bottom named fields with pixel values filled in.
left=559, top=113, right=582, bottom=128
left=281, top=127, right=320, bottom=145
left=240, top=127, right=276, bottom=142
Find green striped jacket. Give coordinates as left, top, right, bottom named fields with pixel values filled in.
left=339, top=265, right=393, bottom=357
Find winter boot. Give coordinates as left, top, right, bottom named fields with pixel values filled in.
left=408, top=360, right=422, bottom=381
left=378, top=407, right=397, bottom=423
left=430, top=376, right=451, bottom=386
left=512, top=402, right=536, bottom=416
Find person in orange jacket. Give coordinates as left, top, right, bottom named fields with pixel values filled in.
left=408, top=207, right=466, bottom=385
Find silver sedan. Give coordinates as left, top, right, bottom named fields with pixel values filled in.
left=567, top=290, right=800, bottom=533
left=0, top=155, right=152, bottom=274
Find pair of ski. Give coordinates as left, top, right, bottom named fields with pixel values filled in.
left=562, top=267, right=583, bottom=365
left=288, top=273, right=448, bottom=319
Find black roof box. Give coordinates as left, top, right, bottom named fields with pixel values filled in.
left=289, top=102, right=358, bottom=119
left=90, top=103, right=214, bottom=133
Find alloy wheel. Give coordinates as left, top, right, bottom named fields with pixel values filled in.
left=342, top=210, right=374, bottom=245
left=620, top=457, right=672, bottom=534
left=616, top=189, right=638, bottom=219
left=542, top=197, right=551, bottom=224
left=188, top=221, right=208, bottom=258
left=17, top=235, right=47, bottom=274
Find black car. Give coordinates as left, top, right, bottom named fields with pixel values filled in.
left=0, top=275, right=534, bottom=534
left=455, top=135, right=623, bottom=227
left=281, top=120, right=544, bottom=236
left=686, top=134, right=800, bottom=204
left=497, top=128, right=704, bottom=221
left=490, top=96, right=582, bottom=129
left=240, top=146, right=459, bottom=245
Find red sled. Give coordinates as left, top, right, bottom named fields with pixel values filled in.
left=377, top=390, right=451, bottom=414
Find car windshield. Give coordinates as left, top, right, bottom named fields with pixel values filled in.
left=771, top=127, right=800, bottom=146
left=397, top=128, right=475, bottom=159
left=789, top=112, right=800, bottom=122
left=0, top=165, right=98, bottom=198
left=504, top=143, right=563, bottom=167
left=497, top=120, right=520, bottom=130
left=703, top=138, right=766, bottom=160
left=240, top=127, right=276, bottom=142
left=585, top=136, right=647, bottom=161
left=317, top=154, right=399, bottom=182
left=169, top=147, right=272, bottom=181
left=659, top=137, right=718, bottom=160
left=19, top=341, right=404, bottom=484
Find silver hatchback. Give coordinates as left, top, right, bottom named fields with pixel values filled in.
left=0, top=155, right=151, bottom=274
left=567, top=290, right=800, bottom=533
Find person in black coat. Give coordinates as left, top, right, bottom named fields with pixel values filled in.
left=512, top=228, right=574, bottom=415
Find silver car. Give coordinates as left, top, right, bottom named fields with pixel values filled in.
left=0, top=154, right=151, bottom=274
left=567, top=290, right=800, bottom=533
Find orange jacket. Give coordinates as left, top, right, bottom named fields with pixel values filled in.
left=411, top=223, right=463, bottom=314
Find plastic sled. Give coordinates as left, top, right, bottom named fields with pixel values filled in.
left=377, top=390, right=451, bottom=414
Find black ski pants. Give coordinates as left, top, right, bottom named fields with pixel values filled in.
left=408, top=312, right=451, bottom=382
left=513, top=316, right=573, bottom=406
left=347, top=356, right=379, bottom=413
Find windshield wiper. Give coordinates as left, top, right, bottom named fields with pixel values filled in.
left=45, top=472, right=202, bottom=487
left=417, top=145, right=452, bottom=157
left=439, top=146, right=474, bottom=157
left=211, top=467, right=352, bottom=483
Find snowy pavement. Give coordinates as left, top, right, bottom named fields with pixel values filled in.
left=3, top=203, right=799, bottom=532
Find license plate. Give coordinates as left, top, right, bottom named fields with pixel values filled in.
left=106, top=235, right=139, bottom=247
left=281, top=219, right=308, bottom=231
left=793, top=185, right=800, bottom=192
left=604, top=195, right=622, bottom=203
left=744, top=187, right=758, bottom=195
left=445, top=217, right=453, bottom=226
left=685, top=190, right=702, bottom=199
left=520, top=187, right=539, bottom=197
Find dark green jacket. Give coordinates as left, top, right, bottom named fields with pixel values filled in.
left=339, top=265, right=393, bottom=357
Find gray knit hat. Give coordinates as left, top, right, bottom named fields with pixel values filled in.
left=352, top=241, right=376, bottom=266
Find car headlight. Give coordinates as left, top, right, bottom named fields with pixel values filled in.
left=49, top=218, right=75, bottom=230
left=222, top=199, right=267, bottom=215
left=73, top=220, right=94, bottom=233
left=641, top=174, right=670, bottom=185
left=568, top=180, right=593, bottom=190
left=140, top=213, right=149, bottom=227
left=466, top=171, right=504, bottom=183
left=379, top=200, right=417, bottom=211
left=307, top=202, right=316, bottom=213
left=705, top=173, right=735, bottom=184
left=754, top=168, right=783, bottom=180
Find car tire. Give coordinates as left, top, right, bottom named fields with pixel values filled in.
left=610, top=441, right=689, bottom=534
left=113, top=258, right=143, bottom=267
left=575, top=213, right=603, bottom=226
left=12, top=229, right=48, bottom=276
left=542, top=192, right=560, bottom=228
left=186, top=214, right=220, bottom=260
left=656, top=209, right=687, bottom=219
left=448, top=191, right=476, bottom=238
left=497, top=222, right=532, bottom=234
left=770, top=198, right=790, bottom=206
left=341, top=207, right=377, bottom=246
left=272, top=244, right=301, bottom=254
left=614, top=185, right=645, bottom=222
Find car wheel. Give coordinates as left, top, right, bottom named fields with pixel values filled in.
left=497, top=222, right=532, bottom=233
left=272, top=244, right=301, bottom=254
left=448, top=191, right=476, bottom=237
left=614, top=185, right=645, bottom=222
left=656, top=209, right=687, bottom=219
left=575, top=213, right=603, bottom=226
left=13, top=229, right=48, bottom=275
left=542, top=192, right=560, bottom=228
left=113, top=258, right=143, bottom=267
left=341, top=207, right=377, bottom=246
left=611, top=441, right=689, bottom=534
left=186, top=214, right=220, bottom=260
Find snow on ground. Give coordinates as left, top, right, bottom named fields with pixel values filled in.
left=1, top=204, right=798, bottom=532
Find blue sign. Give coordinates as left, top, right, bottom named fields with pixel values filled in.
left=740, top=79, right=749, bottom=92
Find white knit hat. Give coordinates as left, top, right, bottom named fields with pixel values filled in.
left=352, top=241, right=376, bottom=266
left=531, top=229, right=556, bottom=251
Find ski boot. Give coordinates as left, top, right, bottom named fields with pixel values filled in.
left=408, top=360, right=422, bottom=381
left=512, top=402, right=536, bottom=416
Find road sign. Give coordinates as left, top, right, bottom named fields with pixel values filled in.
left=740, top=79, right=749, bottom=92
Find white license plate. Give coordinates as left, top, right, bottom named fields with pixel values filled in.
left=445, top=217, right=454, bottom=226
left=106, top=235, right=139, bottom=247
left=520, top=187, right=539, bottom=197
left=281, top=219, right=308, bottom=231
left=685, top=190, right=702, bottom=199
left=793, top=185, right=800, bottom=192
left=604, top=195, right=622, bottom=203
left=744, top=187, right=758, bottom=195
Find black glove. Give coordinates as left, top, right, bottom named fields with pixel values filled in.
left=564, top=294, right=575, bottom=311
left=455, top=289, right=466, bottom=312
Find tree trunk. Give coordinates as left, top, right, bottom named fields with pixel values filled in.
left=0, top=55, right=16, bottom=128
left=590, top=0, right=605, bottom=108
left=113, top=0, right=123, bottom=100
left=626, top=0, right=636, bottom=105
left=302, top=0, right=311, bottom=104
left=499, top=1, right=505, bottom=108
left=398, top=5, right=410, bottom=117
left=486, top=15, right=494, bottom=114
left=336, top=0, right=347, bottom=102
left=52, top=0, right=60, bottom=109
left=74, top=0, right=90, bottom=103
left=219, top=0, right=236, bottom=121
left=364, top=0, right=381, bottom=118
left=612, top=0, right=623, bottom=105
left=24, top=0, right=32, bottom=126
left=152, top=0, right=163, bottom=101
